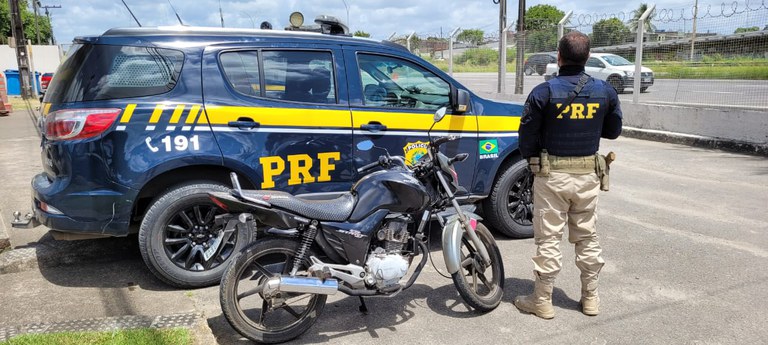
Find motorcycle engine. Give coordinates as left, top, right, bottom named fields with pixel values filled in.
left=364, top=216, right=412, bottom=289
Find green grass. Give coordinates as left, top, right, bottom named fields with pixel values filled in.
left=1, top=328, right=192, bottom=345
left=426, top=60, right=517, bottom=73
left=5, top=96, right=32, bottom=112
left=646, top=63, right=768, bottom=80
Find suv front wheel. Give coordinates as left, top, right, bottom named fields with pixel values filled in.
left=483, top=160, right=534, bottom=238
left=139, top=182, right=253, bottom=288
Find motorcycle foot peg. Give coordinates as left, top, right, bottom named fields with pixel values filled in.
left=358, top=297, right=368, bottom=314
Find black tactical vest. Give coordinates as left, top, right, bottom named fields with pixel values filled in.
left=541, top=76, right=612, bottom=156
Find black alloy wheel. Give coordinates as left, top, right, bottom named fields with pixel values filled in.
left=163, top=204, right=233, bottom=271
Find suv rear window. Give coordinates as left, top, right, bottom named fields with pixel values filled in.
left=44, top=44, right=184, bottom=103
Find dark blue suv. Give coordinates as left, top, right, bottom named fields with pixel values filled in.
left=29, top=23, right=532, bottom=287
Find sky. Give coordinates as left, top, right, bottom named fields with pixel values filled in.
left=42, top=0, right=763, bottom=45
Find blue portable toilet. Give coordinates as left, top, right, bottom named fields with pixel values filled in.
left=4, top=70, right=42, bottom=96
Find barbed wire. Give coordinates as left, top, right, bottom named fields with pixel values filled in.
left=567, top=0, right=767, bottom=27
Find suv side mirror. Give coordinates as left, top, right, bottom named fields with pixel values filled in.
left=451, top=88, right=470, bottom=114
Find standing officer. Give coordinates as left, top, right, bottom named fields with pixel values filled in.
left=514, top=31, right=622, bottom=319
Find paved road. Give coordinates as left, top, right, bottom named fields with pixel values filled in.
left=453, top=72, right=768, bottom=109
left=1, top=109, right=768, bottom=344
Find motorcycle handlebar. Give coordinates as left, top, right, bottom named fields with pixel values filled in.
left=432, top=136, right=458, bottom=148
left=357, top=161, right=380, bottom=174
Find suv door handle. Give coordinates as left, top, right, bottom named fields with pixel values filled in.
left=228, top=119, right=260, bottom=129
left=360, top=122, right=387, bottom=132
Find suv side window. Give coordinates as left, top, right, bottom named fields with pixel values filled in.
left=220, top=51, right=260, bottom=97
left=586, top=57, right=604, bottom=68
left=358, top=53, right=449, bottom=110
left=263, top=51, right=336, bottom=104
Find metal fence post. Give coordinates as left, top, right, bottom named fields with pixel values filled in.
left=557, top=10, right=573, bottom=40
left=449, top=27, right=461, bottom=76
left=633, top=4, right=655, bottom=104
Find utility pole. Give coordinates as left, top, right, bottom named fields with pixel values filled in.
left=41, top=4, right=61, bottom=45
left=514, top=0, right=526, bottom=94
left=219, top=0, right=224, bottom=27
left=32, top=1, right=41, bottom=44
left=9, top=0, right=33, bottom=99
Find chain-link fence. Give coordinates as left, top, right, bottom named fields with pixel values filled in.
left=385, top=1, right=767, bottom=110
left=564, top=1, right=768, bottom=109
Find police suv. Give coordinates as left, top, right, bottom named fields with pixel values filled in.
left=22, top=14, right=532, bottom=287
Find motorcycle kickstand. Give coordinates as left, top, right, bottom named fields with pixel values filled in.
left=358, top=297, right=368, bottom=314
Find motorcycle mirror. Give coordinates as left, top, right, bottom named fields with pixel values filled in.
left=356, top=140, right=374, bottom=151
left=434, top=107, right=447, bottom=123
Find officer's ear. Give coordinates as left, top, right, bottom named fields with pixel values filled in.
left=557, top=51, right=562, bottom=67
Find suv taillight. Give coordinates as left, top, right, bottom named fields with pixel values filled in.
left=45, top=108, right=121, bottom=141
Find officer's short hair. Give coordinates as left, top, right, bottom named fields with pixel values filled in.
left=558, top=31, right=590, bottom=66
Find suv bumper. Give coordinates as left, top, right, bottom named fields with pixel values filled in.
left=623, top=76, right=654, bottom=87
left=30, top=173, right=135, bottom=236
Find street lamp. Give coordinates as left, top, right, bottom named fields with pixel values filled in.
left=341, top=0, right=349, bottom=27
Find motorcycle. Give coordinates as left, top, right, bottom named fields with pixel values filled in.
left=209, top=107, right=504, bottom=344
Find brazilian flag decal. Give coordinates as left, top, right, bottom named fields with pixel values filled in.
left=479, top=139, right=499, bottom=159
left=479, top=139, right=498, bottom=154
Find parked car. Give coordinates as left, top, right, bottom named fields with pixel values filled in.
left=16, top=13, right=534, bottom=288
left=40, top=72, right=54, bottom=92
left=545, top=53, right=654, bottom=93
left=523, top=52, right=557, bottom=76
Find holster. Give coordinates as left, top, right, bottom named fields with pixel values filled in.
left=595, top=153, right=611, bottom=191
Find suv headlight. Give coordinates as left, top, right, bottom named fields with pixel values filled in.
left=624, top=71, right=634, bottom=77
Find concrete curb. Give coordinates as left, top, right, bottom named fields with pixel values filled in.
left=621, top=126, right=768, bottom=156
left=0, top=313, right=205, bottom=342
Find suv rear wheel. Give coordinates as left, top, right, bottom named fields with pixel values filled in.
left=483, top=160, right=533, bottom=238
left=139, top=182, right=252, bottom=288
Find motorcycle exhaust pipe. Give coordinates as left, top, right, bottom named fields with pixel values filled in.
left=265, top=276, right=339, bottom=295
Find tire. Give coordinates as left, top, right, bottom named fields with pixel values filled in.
left=640, top=86, right=648, bottom=93
left=524, top=66, right=534, bottom=76
left=220, top=238, right=327, bottom=344
left=483, top=159, right=534, bottom=238
left=139, top=183, right=252, bottom=288
left=607, top=75, right=624, bottom=94
left=451, top=222, right=504, bottom=312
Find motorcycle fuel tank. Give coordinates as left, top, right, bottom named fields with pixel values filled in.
left=349, top=169, right=429, bottom=222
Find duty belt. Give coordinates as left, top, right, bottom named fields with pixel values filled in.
left=548, top=154, right=597, bottom=174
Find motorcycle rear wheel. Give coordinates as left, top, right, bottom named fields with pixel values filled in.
left=220, top=238, right=327, bottom=344
left=451, top=222, right=505, bottom=312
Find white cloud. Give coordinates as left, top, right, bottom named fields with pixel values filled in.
left=47, top=0, right=756, bottom=43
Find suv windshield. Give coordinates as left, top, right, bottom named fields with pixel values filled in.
left=44, top=44, right=184, bottom=103
left=602, top=54, right=632, bottom=66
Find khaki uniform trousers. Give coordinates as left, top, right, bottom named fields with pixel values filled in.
left=532, top=171, right=604, bottom=291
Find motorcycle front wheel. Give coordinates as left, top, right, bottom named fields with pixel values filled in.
left=451, top=222, right=505, bottom=312
left=220, top=237, right=327, bottom=344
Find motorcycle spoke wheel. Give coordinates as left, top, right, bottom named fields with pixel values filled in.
left=451, top=223, right=505, bottom=312
left=220, top=238, right=327, bottom=344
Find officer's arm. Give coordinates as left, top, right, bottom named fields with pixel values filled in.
left=601, top=87, right=623, bottom=139
left=518, top=84, right=549, bottom=158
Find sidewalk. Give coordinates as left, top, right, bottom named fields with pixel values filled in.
left=0, top=102, right=219, bottom=344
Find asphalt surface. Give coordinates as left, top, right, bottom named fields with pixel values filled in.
left=453, top=73, right=768, bottom=109
left=2, top=104, right=768, bottom=344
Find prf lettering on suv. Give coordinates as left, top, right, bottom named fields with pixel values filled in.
left=14, top=12, right=533, bottom=287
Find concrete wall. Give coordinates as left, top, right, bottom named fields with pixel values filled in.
left=0, top=45, right=62, bottom=74
left=477, top=91, right=768, bottom=154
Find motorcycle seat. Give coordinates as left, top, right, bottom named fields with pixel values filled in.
left=240, top=190, right=355, bottom=222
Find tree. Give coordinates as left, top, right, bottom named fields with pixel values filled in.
left=353, top=30, right=370, bottom=37
left=525, top=4, right=564, bottom=53
left=0, top=0, right=54, bottom=44
left=734, top=26, right=759, bottom=34
left=592, top=18, right=630, bottom=47
left=628, top=3, right=657, bottom=34
left=456, top=29, right=484, bottom=47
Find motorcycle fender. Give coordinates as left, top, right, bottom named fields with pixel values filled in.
left=442, top=212, right=483, bottom=274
